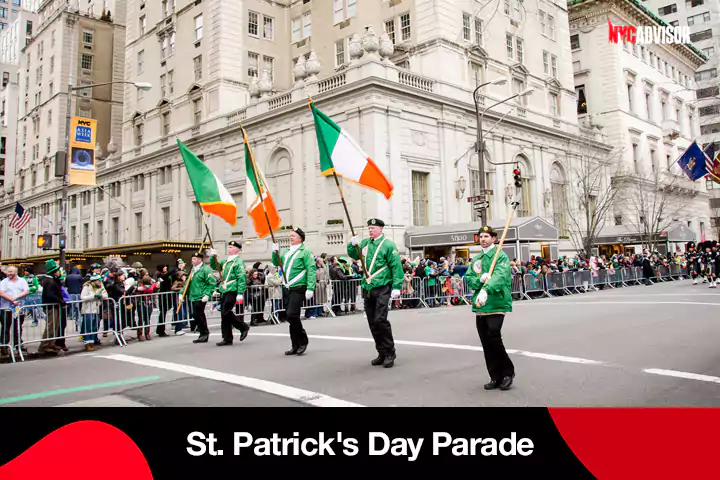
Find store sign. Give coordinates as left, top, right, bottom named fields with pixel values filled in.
left=408, top=229, right=517, bottom=247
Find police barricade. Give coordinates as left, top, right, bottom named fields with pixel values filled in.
left=594, top=270, right=609, bottom=288
left=604, top=269, right=621, bottom=288
left=657, top=264, right=672, bottom=282
left=511, top=274, right=525, bottom=299
left=634, top=266, right=652, bottom=285
left=522, top=274, right=546, bottom=299
left=677, top=265, right=689, bottom=279
left=573, top=270, right=595, bottom=292
left=0, top=307, right=18, bottom=363
left=562, top=271, right=578, bottom=294
left=117, top=291, right=195, bottom=342
left=422, top=276, right=470, bottom=306
left=272, top=280, right=336, bottom=322
left=396, top=276, right=428, bottom=309
left=17, top=299, right=122, bottom=359
left=620, top=267, right=635, bottom=286
left=545, top=272, right=564, bottom=296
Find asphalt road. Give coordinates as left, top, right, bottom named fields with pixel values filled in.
left=2, top=278, right=719, bottom=407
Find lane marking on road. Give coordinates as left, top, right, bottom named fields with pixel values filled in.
left=515, top=301, right=720, bottom=307
left=643, top=369, right=720, bottom=384
left=101, top=353, right=364, bottom=408
left=230, top=333, right=607, bottom=366
left=0, top=376, right=161, bottom=405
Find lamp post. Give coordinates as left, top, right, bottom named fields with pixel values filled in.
left=474, top=86, right=535, bottom=225
left=59, top=81, right=152, bottom=269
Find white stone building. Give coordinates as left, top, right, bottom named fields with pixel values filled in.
left=570, top=0, right=711, bottom=253
left=1, top=0, right=617, bottom=269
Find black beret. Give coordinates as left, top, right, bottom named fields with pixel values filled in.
left=367, top=218, right=385, bottom=227
left=228, top=241, right=242, bottom=249
left=192, top=252, right=204, bottom=259
left=478, top=225, right=498, bottom=237
left=294, top=228, right=306, bottom=241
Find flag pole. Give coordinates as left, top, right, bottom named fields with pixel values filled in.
left=200, top=209, right=223, bottom=278
left=488, top=199, right=520, bottom=277
left=306, top=97, right=370, bottom=280
left=240, top=124, right=285, bottom=275
left=176, top=227, right=211, bottom=314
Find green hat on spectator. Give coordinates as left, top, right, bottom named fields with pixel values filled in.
left=45, top=259, right=61, bottom=274
left=90, top=274, right=102, bottom=282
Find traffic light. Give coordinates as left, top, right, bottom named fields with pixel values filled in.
left=37, top=234, right=53, bottom=250
left=513, top=168, right=522, bottom=188
left=58, top=234, right=66, bottom=249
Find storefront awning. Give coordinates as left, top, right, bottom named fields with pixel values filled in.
left=404, top=217, right=558, bottom=248
left=83, top=240, right=205, bottom=257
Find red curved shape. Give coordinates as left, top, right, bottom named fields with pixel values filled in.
left=549, top=408, right=720, bottom=479
left=0, top=420, right=152, bottom=480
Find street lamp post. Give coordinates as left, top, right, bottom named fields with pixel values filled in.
left=59, top=81, right=152, bottom=269
left=474, top=86, right=535, bottom=225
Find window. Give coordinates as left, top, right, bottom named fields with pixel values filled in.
left=169, top=32, right=175, bottom=54
left=81, top=54, right=93, bottom=70
left=696, top=68, right=718, bottom=81
left=573, top=60, right=581, bottom=72
left=195, top=14, right=203, bottom=40
left=632, top=143, right=639, bottom=173
left=570, top=34, right=580, bottom=49
left=163, top=112, right=171, bottom=136
left=688, top=11, right=710, bottom=24
left=661, top=99, right=667, bottom=120
left=512, top=78, right=528, bottom=105
left=263, top=56, right=274, bottom=81
left=627, top=83, right=634, bottom=112
left=543, top=51, right=549, bottom=74
left=263, top=15, right=274, bottom=39
left=193, top=99, right=202, bottom=125
left=135, top=123, right=143, bottom=146
left=646, top=92, right=652, bottom=119
left=44, top=164, right=50, bottom=182
left=703, top=46, right=715, bottom=58
left=248, top=11, right=258, bottom=36
left=159, top=165, right=172, bottom=185
left=168, top=70, right=174, bottom=94
left=139, top=15, right=146, bottom=35
left=690, top=29, right=713, bottom=42
left=687, top=0, right=704, bottom=7
left=548, top=14, right=556, bottom=39
left=194, top=55, right=202, bottom=81
left=46, top=137, right=50, bottom=154
left=506, top=33, right=514, bottom=58
left=96, top=220, right=103, bottom=247
left=699, top=104, right=719, bottom=116
left=70, top=226, right=76, bottom=249
left=160, top=74, right=166, bottom=97
left=135, top=213, right=143, bottom=242
left=163, top=207, right=171, bottom=239
left=650, top=149, right=657, bottom=172
left=248, top=52, right=259, bottom=78
left=549, top=92, right=559, bottom=116
left=516, top=38, right=524, bottom=63
left=333, top=0, right=357, bottom=24
left=384, top=19, right=395, bottom=44
left=161, top=36, right=167, bottom=58
left=194, top=202, right=203, bottom=237
left=551, top=55, right=557, bottom=78
left=411, top=171, right=429, bottom=226
left=137, top=50, right=144, bottom=73
left=133, top=174, right=145, bottom=192
left=474, top=17, right=483, bottom=46
left=658, top=3, right=677, bottom=15
left=400, top=13, right=411, bottom=41
left=83, top=223, right=89, bottom=249
left=50, top=56, right=54, bottom=74
left=335, top=39, right=346, bottom=67
left=697, top=86, right=719, bottom=98
left=97, top=188, right=104, bottom=202
left=111, top=217, right=119, bottom=244
left=462, top=13, right=471, bottom=41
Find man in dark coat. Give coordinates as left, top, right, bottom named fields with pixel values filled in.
left=38, top=260, right=66, bottom=354
left=641, top=253, right=654, bottom=286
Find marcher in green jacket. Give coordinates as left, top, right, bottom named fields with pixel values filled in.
left=209, top=241, right=250, bottom=346
left=271, top=227, right=316, bottom=356
left=347, top=218, right=404, bottom=368
left=187, top=252, right=216, bottom=343
left=465, top=225, right=515, bottom=391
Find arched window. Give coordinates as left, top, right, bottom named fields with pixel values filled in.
left=515, top=154, right=532, bottom=217
left=550, top=162, right=568, bottom=235
left=265, top=148, right=293, bottom=226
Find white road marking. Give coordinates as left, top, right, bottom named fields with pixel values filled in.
left=643, top=369, right=720, bottom=384
left=517, top=301, right=720, bottom=307
left=242, top=332, right=606, bottom=365
left=101, top=353, right=364, bottom=407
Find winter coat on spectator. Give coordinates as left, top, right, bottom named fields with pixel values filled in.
left=65, top=268, right=84, bottom=295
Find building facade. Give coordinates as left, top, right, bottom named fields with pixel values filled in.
left=2, top=0, right=620, bottom=269
left=570, top=0, right=711, bottom=254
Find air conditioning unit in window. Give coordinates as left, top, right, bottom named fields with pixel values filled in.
left=339, top=19, right=350, bottom=29
left=296, top=39, right=307, bottom=48
left=510, top=19, right=520, bottom=28
left=389, top=0, right=402, bottom=6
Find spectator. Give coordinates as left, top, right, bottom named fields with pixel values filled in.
left=65, top=267, right=83, bottom=326
left=265, top=266, right=284, bottom=321
left=79, top=274, right=108, bottom=351
left=0, top=266, right=30, bottom=357
left=155, top=264, right=173, bottom=337
left=38, top=260, right=65, bottom=354
left=453, top=257, right=468, bottom=277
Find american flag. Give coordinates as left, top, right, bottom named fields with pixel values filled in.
left=9, top=202, right=32, bottom=233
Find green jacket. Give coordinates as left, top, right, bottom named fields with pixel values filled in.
left=188, top=264, right=217, bottom=302
left=347, top=234, right=404, bottom=291
left=210, top=255, right=247, bottom=295
left=25, top=276, right=40, bottom=295
left=271, top=243, right=317, bottom=291
left=465, top=246, right=513, bottom=314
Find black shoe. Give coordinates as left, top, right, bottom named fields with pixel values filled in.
left=484, top=380, right=500, bottom=390
left=371, top=355, right=385, bottom=366
left=239, top=325, right=249, bottom=342
left=285, top=348, right=298, bottom=355
left=296, top=344, right=307, bottom=355
left=193, top=335, right=209, bottom=344
left=382, top=353, right=396, bottom=368
left=499, top=376, right=513, bottom=390
left=216, top=340, right=233, bottom=346
left=157, top=332, right=169, bottom=338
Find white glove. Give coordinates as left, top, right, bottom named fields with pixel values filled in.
left=208, top=248, right=218, bottom=257
left=480, top=273, right=491, bottom=284
left=305, top=290, right=314, bottom=301
left=178, top=294, right=183, bottom=303
left=351, top=236, right=359, bottom=246
left=236, top=294, right=243, bottom=303
left=475, top=289, right=488, bottom=307
left=201, top=295, right=209, bottom=303
left=272, top=243, right=280, bottom=252
left=391, top=289, right=401, bottom=299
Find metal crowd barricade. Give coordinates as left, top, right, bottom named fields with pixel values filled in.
left=545, top=272, right=564, bottom=295
left=326, top=278, right=362, bottom=314
left=620, top=267, right=634, bottom=286
left=0, top=307, right=18, bottom=363
left=573, top=270, right=594, bottom=292
left=423, top=276, right=470, bottom=306
left=634, top=266, right=651, bottom=285
left=118, top=291, right=194, bottom=341
left=522, top=274, right=545, bottom=299
left=511, top=274, right=525, bottom=299
left=397, top=276, right=428, bottom=308
left=604, top=269, right=620, bottom=288
left=271, top=280, right=336, bottom=322
left=561, top=271, right=577, bottom=294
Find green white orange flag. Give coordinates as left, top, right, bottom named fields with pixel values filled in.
left=311, top=103, right=394, bottom=199
left=243, top=127, right=282, bottom=238
left=177, top=139, right=237, bottom=226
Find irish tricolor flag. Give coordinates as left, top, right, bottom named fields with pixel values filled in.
left=243, top=127, right=282, bottom=238
left=311, top=103, right=394, bottom=199
left=178, top=139, right=237, bottom=226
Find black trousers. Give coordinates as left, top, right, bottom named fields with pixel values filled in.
left=221, top=292, right=247, bottom=341
left=1, top=310, right=22, bottom=347
left=283, top=286, right=308, bottom=349
left=364, top=284, right=395, bottom=357
left=476, top=314, right=514, bottom=381
left=192, top=301, right=209, bottom=336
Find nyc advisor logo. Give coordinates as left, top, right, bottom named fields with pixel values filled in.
left=608, top=20, right=691, bottom=44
